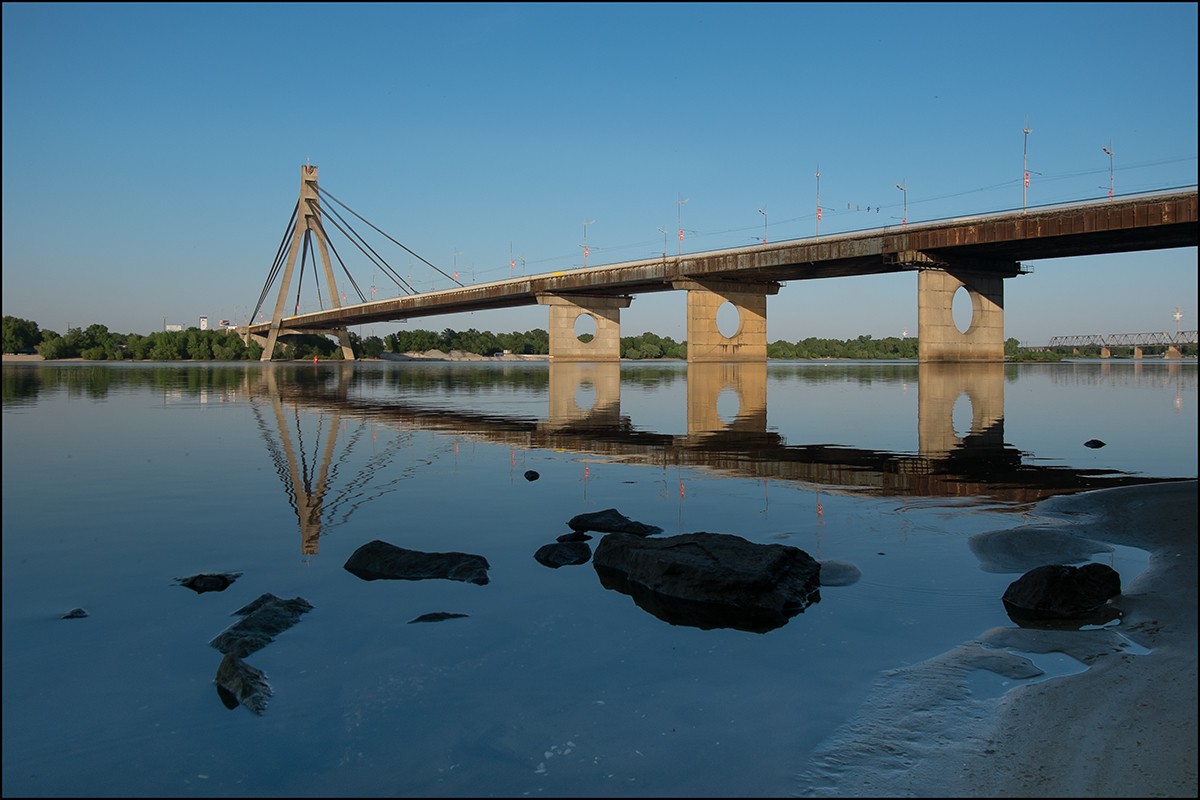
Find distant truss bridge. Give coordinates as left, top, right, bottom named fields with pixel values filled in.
left=1044, top=331, right=1197, bottom=348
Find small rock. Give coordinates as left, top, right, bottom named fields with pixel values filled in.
left=568, top=508, right=662, bottom=536
left=524, top=470, right=540, bottom=481
left=62, top=608, right=88, bottom=619
left=1084, top=439, right=1106, bottom=449
left=344, top=540, right=490, bottom=585
left=534, top=541, right=593, bottom=568
left=408, top=612, right=469, bottom=624
left=556, top=531, right=592, bottom=543
left=1002, top=563, right=1121, bottom=626
left=175, top=572, right=242, bottom=594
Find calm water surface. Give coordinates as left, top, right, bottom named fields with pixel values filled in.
left=2, top=360, right=1195, bottom=797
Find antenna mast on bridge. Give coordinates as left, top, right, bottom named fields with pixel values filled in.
left=261, top=164, right=355, bottom=361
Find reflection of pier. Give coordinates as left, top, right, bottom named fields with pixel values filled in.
left=248, top=362, right=1183, bottom=537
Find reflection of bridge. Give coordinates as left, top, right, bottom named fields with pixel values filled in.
left=1032, top=330, right=1198, bottom=358
left=244, top=165, right=1197, bottom=364
left=248, top=363, right=1185, bottom=553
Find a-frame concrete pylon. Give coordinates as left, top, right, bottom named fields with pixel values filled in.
left=261, top=164, right=355, bottom=361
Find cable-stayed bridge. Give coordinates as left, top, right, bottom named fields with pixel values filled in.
left=241, top=166, right=1197, bottom=363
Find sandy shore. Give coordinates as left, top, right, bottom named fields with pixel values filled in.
left=797, top=479, right=1198, bottom=797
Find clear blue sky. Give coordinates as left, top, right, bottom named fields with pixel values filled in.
left=3, top=2, right=1196, bottom=345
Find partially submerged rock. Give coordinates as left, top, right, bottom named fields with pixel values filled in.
left=1002, top=563, right=1122, bottom=628
left=61, top=607, right=88, bottom=619
left=408, top=612, right=469, bottom=624
left=969, top=528, right=1113, bottom=574
left=568, top=508, right=662, bottom=536
left=344, top=540, right=490, bottom=585
left=593, top=532, right=821, bottom=633
left=209, top=593, right=314, bottom=658
left=215, top=652, right=272, bottom=715
left=556, top=530, right=592, bottom=543
left=817, top=560, right=862, bottom=587
left=175, top=572, right=242, bottom=594
left=534, top=541, right=592, bottom=568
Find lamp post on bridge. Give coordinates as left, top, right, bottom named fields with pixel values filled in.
left=581, top=220, right=595, bottom=268
left=815, top=164, right=822, bottom=239
left=676, top=194, right=688, bottom=257
left=1102, top=144, right=1114, bottom=200
left=895, top=181, right=907, bottom=225
left=1022, top=119, right=1032, bottom=213
left=757, top=208, right=768, bottom=244
left=657, top=227, right=669, bottom=260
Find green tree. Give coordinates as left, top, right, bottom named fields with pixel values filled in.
left=2, top=316, right=41, bottom=353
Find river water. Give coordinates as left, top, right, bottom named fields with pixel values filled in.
left=2, top=359, right=1195, bottom=797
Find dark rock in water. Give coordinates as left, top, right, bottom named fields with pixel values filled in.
left=568, top=508, right=663, bottom=536
left=817, top=560, right=862, bottom=587
left=62, top=607, right=88, bottom=619
left=1084, top=439, right=1107, bottom=449
left=209, top=593, right=314, bottom=658
left=344, top=540, right=490, bottom=585
left=175, top=571, right=242, bottom=594
left=408, top=612, right=469, bottom=624
left=593, top=532, right=822, bottom=633
left=1002, top=563, right=1122, bottom=627
left=215, top=652, right=272, bottom=715
left=524, top=470, right=540, bottom=482
left=557, top=530, right=592, bottom=543
left=534, top=541, right=593, bottom=568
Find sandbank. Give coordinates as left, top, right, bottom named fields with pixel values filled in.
left=797, top=479, right=1198, bottom=797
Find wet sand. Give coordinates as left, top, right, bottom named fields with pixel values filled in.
left=797, top=480, right=1198, bottom=797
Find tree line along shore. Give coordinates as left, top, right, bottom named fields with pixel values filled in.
left=8, top=314, right=1173, bottom=362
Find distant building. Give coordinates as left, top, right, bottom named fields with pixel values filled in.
left=199, top=316, right=209, bottom=331
left=165, top=324, right=183, bottom=332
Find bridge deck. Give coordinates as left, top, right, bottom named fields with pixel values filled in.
left=247, top=188, right=1197, bottom=336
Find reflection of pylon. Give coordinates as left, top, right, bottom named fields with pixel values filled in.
left=269, top=390, right=342, bottom=556
left=253, top=369, right=409, bottom=555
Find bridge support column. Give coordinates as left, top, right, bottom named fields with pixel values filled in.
left=1133, top=347, right=1144, bottom=359
left=537, top=294, right=631, bottom=362
left=917, top=269, right=1005, bottom=362
left=1101, top=346, right=1112, bottom=359
left=1166, top=345, right=1182, bottom=359
left=674, top=280, right=780, bottom=363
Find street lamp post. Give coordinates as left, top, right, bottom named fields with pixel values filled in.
left=895, top=182, right=907, bottom=225
left=815, top=164, right=821, bottom=239
left=1022, top=119, right=1032, bottom=213
left=676, top=194, right=688, bottom=257
left=657, top=227, right=668, bottom=259
left=1102, top=145, right=1114, bottom=200
left=757, top=208, right=768, bottom=244
left=581, top=220, right=595, bottom=268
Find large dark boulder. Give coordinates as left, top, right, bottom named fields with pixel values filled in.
left=593, top=532, right=821, bottom=633
left=534, top=541, right=592, bottom=568
left=344, top=540, right=490, bottom=585
left=1002, top=563, right=1122, bottom=627
left=209, top=593, right=314, bottom=658
left=568, top=508, right=662, bottom=536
